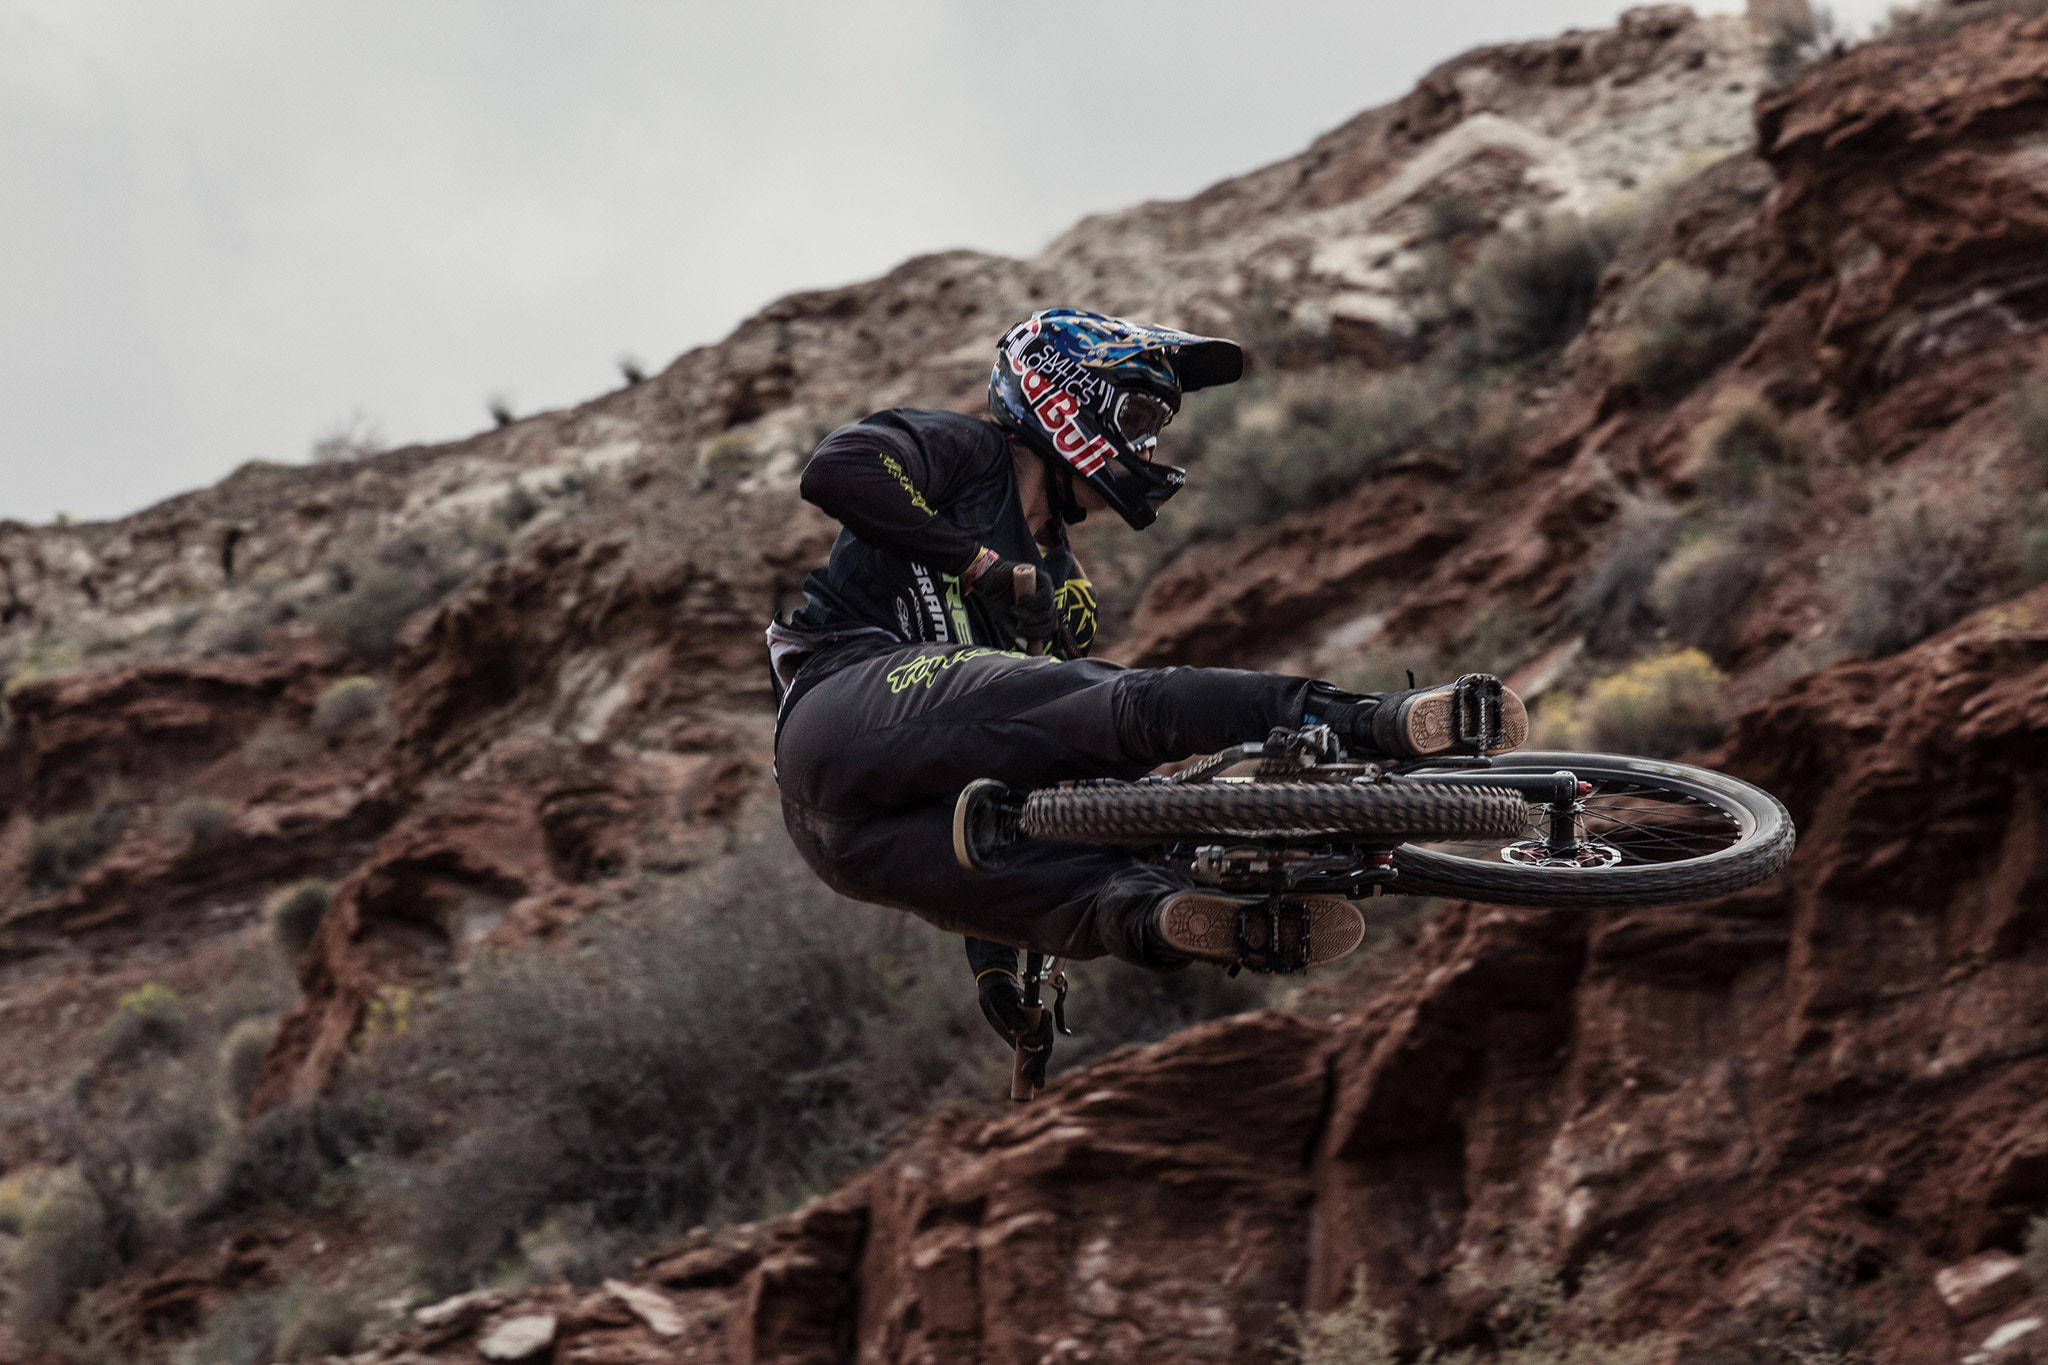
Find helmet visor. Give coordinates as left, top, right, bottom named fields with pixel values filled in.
left=1113, top=391, right=1174, bottom=448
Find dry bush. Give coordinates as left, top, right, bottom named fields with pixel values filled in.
left=351, top=820, right=1267, bottom=1289
left=98, top=983, right=191, bottom=1064
left=1764, top=2, right=1843, bottom=84
left=162, top=795, right=234, bottom=847
left=1440, top=606, right=1539, bottom=680
left=265, top=881, right=333, bottom=960
left=496, top=481, right=542, bottom=530
left=314, top=522, right=502, bottom=665
left=309, top=412, right=384, bottom=464
left=6, top=1179, right=116, bottom=1344
left=1649, top=530, right=1766, bottom=663
left=1834, top=477, right=2016, bottom=658
left=197, top=1101, right=387, bottom=1223
left=1695, top=392, right=1801, bottom=503
left=1607, top=261, right=1754, bottom=398
left=25, top=799, right=128, bottom=891
left=1464, top=213, right=1629, bottom=363
left=1189, top=368, right=1436, bottom=534
left=174, top=1279, right=373, bottom=1365
left=1428, top=195, right=1489, bottom=242
left=217, top=1018, right=275, bottom=1112
left=1283, top=1268, right=1400, bottom=1365
left=242, top=719, right=312, bottom=768
left=1566, top=505, right=1684, bottom=660
left=2013, top=366, right=2048, bottom=465
left=1285, top=1253, right=1659, bottom=1365
left=1456, top=384, right=1525, bottom=476
left=310, top=675, right=385, bottom=735
left=1541, top=650, right=1731, bottom=759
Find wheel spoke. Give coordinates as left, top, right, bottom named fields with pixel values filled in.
left=1411, top=777, right=1742, bottom=868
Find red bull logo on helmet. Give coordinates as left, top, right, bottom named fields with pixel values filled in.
left=1004, top=333, right=1116, bottom=476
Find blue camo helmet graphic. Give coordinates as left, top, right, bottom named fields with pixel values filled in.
left=988, top=308, right=1244, bottom=530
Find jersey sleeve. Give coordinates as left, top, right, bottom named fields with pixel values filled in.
left=798, top=420, right=994, bottom=576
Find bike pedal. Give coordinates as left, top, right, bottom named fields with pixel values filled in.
left=1451, top=674, right=1505, bottom=753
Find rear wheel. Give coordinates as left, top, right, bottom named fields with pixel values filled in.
left=1391, top=751, right=1793, bottom=908
left=1020, top=780, right=1527, bottom=845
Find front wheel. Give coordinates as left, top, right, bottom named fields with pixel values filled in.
left=1391, top=751, right=1794, bottom=908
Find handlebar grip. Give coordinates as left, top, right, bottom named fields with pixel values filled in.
left=1009, top=1004, right=1045, bottom=1102
left=1012, top=565, right=1047, bottom=657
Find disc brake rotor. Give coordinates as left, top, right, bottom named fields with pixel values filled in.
left=1500, top=840, right=1624, bottom=869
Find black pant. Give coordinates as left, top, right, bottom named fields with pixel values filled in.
left=775, top=643, right=1316, bottom=964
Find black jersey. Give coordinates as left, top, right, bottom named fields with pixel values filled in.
left=786, top=408, right=1097, bottom=656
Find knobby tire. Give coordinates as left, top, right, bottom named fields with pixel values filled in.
left=1021, top=781, right=1527, bottom=844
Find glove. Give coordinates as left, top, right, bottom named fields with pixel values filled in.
left=967, top=554, right=1057, bottom=648
left=976, top=966, right=1055, bottom=1090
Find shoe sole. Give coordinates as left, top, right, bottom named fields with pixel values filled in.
left=1157, top=894, right=1367, bottom=971
left=1397, top=688, right=1529, bottom=756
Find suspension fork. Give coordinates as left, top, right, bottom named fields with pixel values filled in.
left=1010, top=951, right=1070, bottom=1103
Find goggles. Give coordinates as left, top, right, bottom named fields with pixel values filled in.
left=1113, top=390, right=1175, bottom=448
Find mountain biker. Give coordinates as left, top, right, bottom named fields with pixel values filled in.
left=768, top=308, right=1526, bottom=1082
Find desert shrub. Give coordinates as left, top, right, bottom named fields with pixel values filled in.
left=309, top=412, right=384, bottom=464
left=497, top=481, right=542, bottom=529
left=2023, top=1212, right=2048, bottom=1298
left=1235, top=285, right=1332, bottom=372
left=99, top=983, right=191, bottom=1062
left=1428, top=195, right=1488, bottom=242
left=176, top=1280, right=371, bottom=1365
left=265, top=880, right=333, bottom=960
left=1547, top=649, right=1731, bottom=759
left=354, top=822, right=1267, bottom=1289
left=2012, top=367, right=2048, bottom=465
left=241, top=719, right=312, bottom=767
left=1567, top=505, right=1683, bottom=659
left=162, top=794, right=234, bottom=847
left=488, top=395, right=516, bottom=428
left=1835, top=479, right=2015, bottom=658
left=310, top=675, right=385, bottom=735
left=1286, top=1255, right=1658, bottom=1365
left=1649, top=530, right=1766, bottom=663
left=314, top=524, right=497, bottom=664
left=1465, top=213, right=1627, bottom=363
left=1440, top=606, right=1538, bottom=680
left=132, top=1061, right=224, bottom=1170
left=6, top=1179, right=117, bottom=1341
left=198, top=1101, right=386, bottom=1222
left=26, top=799, right=128, bottom=890
left=315, top=567, right=434, bottom=663
left=218, top=1018, right=276, bottom=1111
left=1189, top=368, right=1434, bottom=534
left=1454, top=383, right=1525, bottom=476
left=187, top=586, right=291, bottom=658
left=1695, top=393, right=1799, bottom=503
left=1764, top=2, right=1843, bottom=84
left=1283, top=1268, right=1399, bottom=1365
left=1607, top=260, right=1754, bottom=397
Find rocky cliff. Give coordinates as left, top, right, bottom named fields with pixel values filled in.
left=7, top=4, right=2048, bottom=1363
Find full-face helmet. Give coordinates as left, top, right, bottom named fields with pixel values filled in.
left=988, top=308, right=1243, bottom=529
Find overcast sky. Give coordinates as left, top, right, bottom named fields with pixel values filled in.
left=2, top=1, right=1896, bottom=525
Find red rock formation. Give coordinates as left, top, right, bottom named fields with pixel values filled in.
left=359, top=582, right=2048, bottom=1365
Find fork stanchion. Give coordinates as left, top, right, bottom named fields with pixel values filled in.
left=1010, top=950, right=1046, bottom=1102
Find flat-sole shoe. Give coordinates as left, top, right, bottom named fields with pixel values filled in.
left=1376, top=681, right=1529, bottom=757
left=1155, top=893, right=1367, bottom=971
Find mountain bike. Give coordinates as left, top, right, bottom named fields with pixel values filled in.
left=952, top=675, right=1795, bottom=1099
